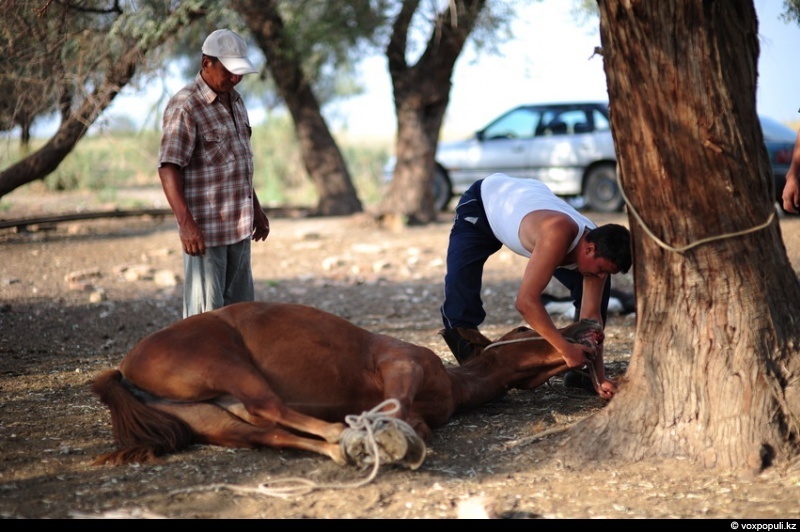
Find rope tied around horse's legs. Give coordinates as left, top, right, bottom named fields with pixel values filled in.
left=168, top=399, right=425, bottom=499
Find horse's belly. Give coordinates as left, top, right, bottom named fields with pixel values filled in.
left=275, top=380, right=387, bottom=422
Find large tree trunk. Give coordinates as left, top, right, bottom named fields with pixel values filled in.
left=0, top=3, right=207, bottom=200
left=235, top=0, right=363, bottom=217
left=375, top=0, right=485, bottom=226
left=563, top=0, right=800, bottom=473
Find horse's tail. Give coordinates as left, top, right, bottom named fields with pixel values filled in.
left=91, top=369, right=194, bottom=466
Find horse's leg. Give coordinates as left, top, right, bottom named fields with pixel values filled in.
left=374, top=357, right=435, bottom=432
left=152, top=401, right=347, bottom=464
left=129, top=353, right=347, bottom=444
left=517, top=362, right=570, bottom=389
left=355, top=356, right=432, bottom=469
left=207, top=371, right=347, bottom=444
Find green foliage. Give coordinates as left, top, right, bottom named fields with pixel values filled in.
left=251, top=113, right=390, bottom=206
left=338, top=140, right=392, bottom=206
left=46, top=133, right=162, bottom=192
left=0, top=0, right=183, bottom=139
left=0, top=118, right=391, bottom=208
left=781, top=0, right=800, bottom=24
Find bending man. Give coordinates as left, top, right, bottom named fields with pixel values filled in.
left=440, top=173, right=632, bottom=399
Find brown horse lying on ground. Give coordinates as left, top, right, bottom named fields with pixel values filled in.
left=92, top=301, right=604, bottom=468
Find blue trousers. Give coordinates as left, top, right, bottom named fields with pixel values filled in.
left=440, top=179, right=610, bottom=330
left=182, top=238, right=254, bottom=318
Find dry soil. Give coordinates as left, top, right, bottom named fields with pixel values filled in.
left=1, top=188, right=799, bottom=519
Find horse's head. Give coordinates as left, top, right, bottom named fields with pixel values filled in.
left=559, top=319, right=604, bottom=354
left=486, top=319, right=603, bottom=353
left=477, top=319, right=605, bottom=391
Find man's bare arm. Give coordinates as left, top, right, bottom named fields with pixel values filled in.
left=782, top=128, right=800, bottom=213
left=515, top=214, right=593, bottom=368
left=158, top=163, right=205, bottom=256
left=580, top=275, right=617, bottom=399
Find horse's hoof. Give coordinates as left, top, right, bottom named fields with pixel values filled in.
left=375, top=417, right=426, bottom=470
left=340, top=427, right=369, bottom=467
left=339, top=418, right=426, bottom=470
left=398, top=429, right=426, bottom=470
left=373, top=420, right=409, bottom=462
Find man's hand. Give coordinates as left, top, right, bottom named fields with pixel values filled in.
left=560, top=341, right=593, bottom=369
left=252, top=210, right=270, bottom=242
left=595, top=377, right=617, bottom=400
left=589, top=342, right=616, bottom=400
left=178, top=213, right=205, bottom=256
left=783, top=174, right=800, bottom=214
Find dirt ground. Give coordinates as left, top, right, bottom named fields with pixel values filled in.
left=1, top=187, right=800, bottom=519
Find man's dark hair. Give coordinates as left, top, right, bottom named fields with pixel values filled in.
left=587, top=223, right=632, bottom=273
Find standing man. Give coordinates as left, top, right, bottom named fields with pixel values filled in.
left=439, top=173, right=632, bottom=399
left=158, top=29, right=270, bottom=318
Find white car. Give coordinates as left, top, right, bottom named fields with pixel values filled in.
left=385, top=102, right=794, bottom=213
left=385, top=101, right=623, bottom=212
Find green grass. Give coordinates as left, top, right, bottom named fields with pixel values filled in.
left=0, top=118, right=392, bottom=209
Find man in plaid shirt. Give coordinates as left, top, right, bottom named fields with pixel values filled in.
left=158, top=29, right=271, bottom=318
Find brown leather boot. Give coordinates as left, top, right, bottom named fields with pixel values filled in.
left=439, top=327, right=478, bottom=364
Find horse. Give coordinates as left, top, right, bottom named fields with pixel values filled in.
left=91, top=301, right=604, bottom=469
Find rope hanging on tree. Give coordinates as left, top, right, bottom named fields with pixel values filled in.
left=617, top=167, right=776, bottom=253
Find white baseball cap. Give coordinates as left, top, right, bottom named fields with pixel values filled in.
left=202, top=29, right=257, bottom=75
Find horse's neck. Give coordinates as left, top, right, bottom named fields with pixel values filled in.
left=447, top=338, right=563, bottom=408
left=446, top=348, right=529, bottom=410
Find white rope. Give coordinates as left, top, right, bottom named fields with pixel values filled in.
left=617, top=165, right=776, bottom=253
left=168, top=399, right=422, bottom=499
left=483, top=336, right=548, bottom=351
left=484, top=328, right=596, bottom=351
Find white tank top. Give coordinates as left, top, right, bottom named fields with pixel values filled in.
left=481, top=173, right=595, bottom=262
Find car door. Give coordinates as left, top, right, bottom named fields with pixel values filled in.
left=526, top=106, right=601, bottom=196
left=438, top=106, right=543, bottom=187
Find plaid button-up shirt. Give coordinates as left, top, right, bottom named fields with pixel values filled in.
left=158, top=73, right=255, bottom=248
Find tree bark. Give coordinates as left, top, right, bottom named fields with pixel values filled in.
left=234, top=0, right=363, bottom=217
left=562, top=0, right=800, bottom=473
left=375, top=0, right=485, bottom=225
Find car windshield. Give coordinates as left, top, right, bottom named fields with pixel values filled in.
left=481, top=108, right=539, bottom=140
left=760, top=116, right=797, bottom=142
left=479, top=104, right=610, bottom=140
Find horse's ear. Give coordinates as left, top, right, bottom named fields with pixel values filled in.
left=457, top=327, right=491, bottom=347
left=560, top=319, right=601, bottom=335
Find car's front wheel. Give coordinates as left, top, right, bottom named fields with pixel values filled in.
left=583, top=164, right=624, bottom=213
left=433, top=166, right=453, bottom=211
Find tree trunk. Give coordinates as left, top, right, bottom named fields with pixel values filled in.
left=375, top=0, right=485, bottom=226
left=563, top=0, right=800, bottom=473
left=235, top=0, right=363, bottom=217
